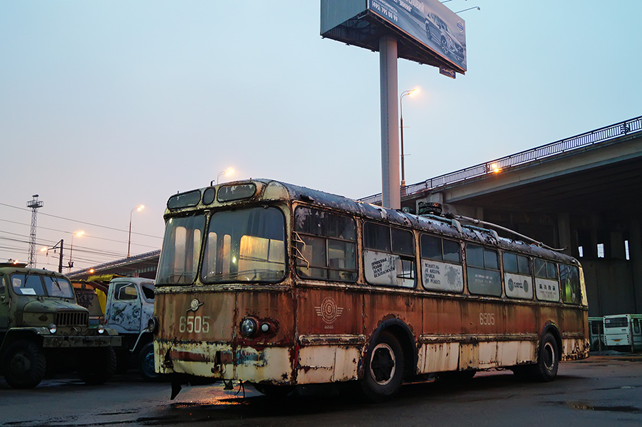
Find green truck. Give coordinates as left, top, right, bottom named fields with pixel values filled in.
left=0, top=262, right=121, bottom=388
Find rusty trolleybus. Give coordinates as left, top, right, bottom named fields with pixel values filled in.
left=151, top=179, right=589, bottom=400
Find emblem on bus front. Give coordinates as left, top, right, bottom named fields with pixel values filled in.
left=187, top=298, right=204, bottom=313
left=315, top=297, right=343, bottom=326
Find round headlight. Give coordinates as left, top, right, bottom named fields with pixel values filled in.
left=240, top=318, right=257, bottom=337
left=261, top=323, right=270, bottom=333
left=48, top=323, right=57, bottom=334
left=147, top=317, right=159, bottom=334
left=97, top=324, right=105, bottom=334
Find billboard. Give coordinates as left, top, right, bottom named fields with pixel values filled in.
left=321, top=0, right=467, bottom=74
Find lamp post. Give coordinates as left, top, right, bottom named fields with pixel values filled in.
left=68, top=230, right=84, bottom=273
left=128, top=205, right=144, bottom=258
left=216, top=168, right=234, bottom=185
left=400, top=87, right=420, bottom=188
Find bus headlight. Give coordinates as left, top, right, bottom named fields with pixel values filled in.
left=48, top=324, right=57, bottom=334
left=240, top=318, right=257, bottom=337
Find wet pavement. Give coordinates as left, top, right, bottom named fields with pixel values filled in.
left=1, top=353, right=641, bottom=426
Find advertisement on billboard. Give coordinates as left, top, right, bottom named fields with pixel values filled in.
left=368, top=0, right=467, bottom=71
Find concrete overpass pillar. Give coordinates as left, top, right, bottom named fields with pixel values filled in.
left=628, top=220, right=642, bottom=313
left=557, top=213, right=572, bottom=256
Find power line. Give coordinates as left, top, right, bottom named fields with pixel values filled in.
left=0, top=202, right=162, bottom=239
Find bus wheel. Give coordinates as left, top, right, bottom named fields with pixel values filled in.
left=361, top=331, right=404, bottom=402
left=3, top=340, right=47, bottom=389
left=533, top=333, right=559, bottom=382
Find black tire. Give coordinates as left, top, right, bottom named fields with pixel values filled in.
left=360, top=331, right=404, bottom=402
left=139, top=343, right=160, bottom=381
left=532, top=333, right=559, bottom=382
left=77, top=347, right=117, bottom=385
left=253, top=383, right=295, bottom=398
left=2, top=340, right=47, bottom=389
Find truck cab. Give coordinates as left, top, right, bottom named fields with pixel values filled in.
left=103, top=277, right=157, bottom=380
left=0, top=263, right=121, bottom=388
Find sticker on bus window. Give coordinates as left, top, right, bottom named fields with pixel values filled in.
left=20, top=288, right=37, bottom=295
left=504, top=273, right=533, bottom=299
left=421, top=260, right=463, bottom=292
left=536, top=279, right=559, bottom=302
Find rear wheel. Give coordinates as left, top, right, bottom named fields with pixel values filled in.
left=77, top=347, right=117, bottom=385
left=360, top=331, right=404, bottom=402
left=532, top=333, right=559, bottom=382
left=2, top=340, right=47, bottom=389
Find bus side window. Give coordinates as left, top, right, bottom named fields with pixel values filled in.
left=363, top=223, right=416, bottom=288
left=294, top=207, right=357, bottom=282
left=633, top=319, right=640, bottom=334
left=503, top=252, right=533, bottom=299
left=420, top=235, right=463, bottom=292
left=534, top=259, right=560, bottom=302
left=466, top=244, right=501, bottom=297
left=560, top=265, right=580, bottom=304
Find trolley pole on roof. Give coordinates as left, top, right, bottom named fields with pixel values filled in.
left=379, top=36, right=400, bottom=210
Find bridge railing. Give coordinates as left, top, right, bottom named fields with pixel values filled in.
left=359, top=116, right=642, bottom=205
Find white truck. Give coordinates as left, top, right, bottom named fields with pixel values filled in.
left=74, top=276, right=158, bottom=380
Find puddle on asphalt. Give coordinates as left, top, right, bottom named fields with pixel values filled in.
left=562, top=401, right=641, bottom=413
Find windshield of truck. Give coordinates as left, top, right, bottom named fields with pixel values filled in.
left=10, top=274, right=74, bottom=298
left=157, top=214, right=206, bottom=285
left=201, top=207, right=286, bottom=283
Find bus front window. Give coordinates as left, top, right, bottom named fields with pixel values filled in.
left=157, top=215, right=206, bottom=285
left=201, top=207, right=286, bottom=283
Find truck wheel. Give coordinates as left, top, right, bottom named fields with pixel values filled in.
left=139, top=343, right=160, bottom=381
left=2, top=340, right=47, bottom=389
left=360, top=331, right=404, bottom=402
left=78, top=347, right=117, bottom=385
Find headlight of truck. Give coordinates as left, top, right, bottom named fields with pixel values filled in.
left=147, top=316, right=159, bottom=334
left=97, top=324, right=106, bottom=334
left=48, top=323, right=57, bottom=334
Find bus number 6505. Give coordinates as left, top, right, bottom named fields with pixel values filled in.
left=179, top=315, right=210, bottom=333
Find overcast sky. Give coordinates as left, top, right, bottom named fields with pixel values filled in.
left=1, top=0, right=640, bottom=272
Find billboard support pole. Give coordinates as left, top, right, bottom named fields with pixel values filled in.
left=379, top=35, right=400, bottom=210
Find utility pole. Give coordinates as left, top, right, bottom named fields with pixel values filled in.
left=26, top=195, right=44, bottom=267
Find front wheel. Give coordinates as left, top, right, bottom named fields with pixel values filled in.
left=2, top=340, right=47, bottom=389
left=139, top=343, right=161, bottom=381
left=360, top=331, right=404, bottom=402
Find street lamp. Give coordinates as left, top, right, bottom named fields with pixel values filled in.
left=128, top=205, right=144, bottom=258
left=68, top=231, right=84, bottom=273
left=400, top=87, right=420, bottom=188
left=216, top=167, right=234, bottom=185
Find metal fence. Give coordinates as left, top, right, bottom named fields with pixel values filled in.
left=359, top=116, right=642, bottom=205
